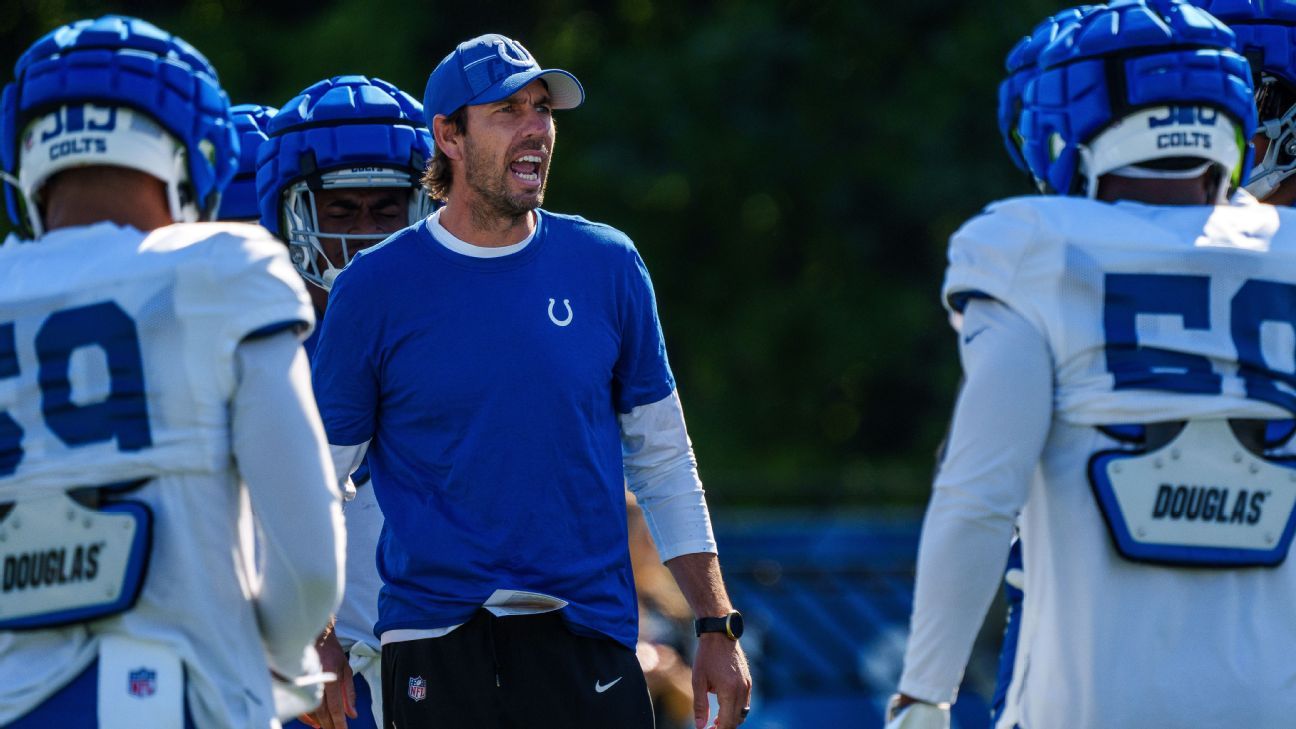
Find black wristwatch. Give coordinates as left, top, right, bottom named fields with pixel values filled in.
left=695, top=610, right=744, bottom=640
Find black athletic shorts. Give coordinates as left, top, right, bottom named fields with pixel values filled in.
left=381, top=609, right=655, bottom=729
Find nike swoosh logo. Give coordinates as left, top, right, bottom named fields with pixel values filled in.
left=595, top=677, right=622, bottom=693
left=962, top=326, right=988, bottom=345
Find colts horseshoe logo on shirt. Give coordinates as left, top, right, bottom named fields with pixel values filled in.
left=548, top=298, right=573, bottom=327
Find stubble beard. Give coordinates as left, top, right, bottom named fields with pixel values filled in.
left=463, top=136, right=548, bottom=230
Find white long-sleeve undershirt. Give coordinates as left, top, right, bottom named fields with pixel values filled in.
left=233, top=331, right=346, bottom=677
left=620, top=388, right=716, bottom=561
left=898, top=298, right=1052, bottom=704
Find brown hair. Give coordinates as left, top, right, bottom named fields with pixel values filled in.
left=421, top=107, right=467, bottom=202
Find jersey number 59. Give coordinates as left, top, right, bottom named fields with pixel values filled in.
left=1104, top=273, right=1296, bottom=412
left=0, top=301, right=151, bottom=477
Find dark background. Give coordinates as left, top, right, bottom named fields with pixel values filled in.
left=0, top=0, right=1067, bottom=508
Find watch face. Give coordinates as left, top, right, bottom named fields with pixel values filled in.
left=726, top=611, right=745, bottom=639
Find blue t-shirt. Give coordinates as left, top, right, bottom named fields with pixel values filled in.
left=311, top=210, right=675, bottom=648
left=303, top=316, right=370, bottom=486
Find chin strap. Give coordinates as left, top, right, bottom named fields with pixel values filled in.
left=1248, top=166, right=1285, bottom=200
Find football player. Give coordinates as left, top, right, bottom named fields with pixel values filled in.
left=257, top=75, right=434, bottom=729
left=985, top=4, right=1296, bottom=725
left=987, top=6, right=1296, bottom=723
left=890, top=1, right=1296, bottom=727
left=0, top=15, right=344, bottom=729
left=216, top=104, right=278, bottom=223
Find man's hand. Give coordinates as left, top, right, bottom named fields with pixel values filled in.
left=691, top=633, right=752, bottom=729
left=661, top=553, right=751, bottom=729
left=298, top=628, right=357, bottom=729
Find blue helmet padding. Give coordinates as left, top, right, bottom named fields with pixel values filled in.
left=217, top=104, right=277, bottom=221
left=0, top=15, right=237, bottom=229
left=1020, top=0, right=1258, bottom=194
left=1196, top=1, right=1296, bottom=86
left=998, top=6, right=1099, bottom=174
left=1037, top=1, right=1241, bottom=68
left=255, top=75, right=433, bottom=237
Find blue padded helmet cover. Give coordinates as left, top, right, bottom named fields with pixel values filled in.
left=1020, top=0, right=1258, bottom=194
left=1195, top=0, right=1296, bottom=87
left=998, top=6, right=1100, bottom=174
left=255, top=75, right=433, bottom=237
left=217, top=104, right=277, bottom=221
left=0, top=15, right=237, bottom=228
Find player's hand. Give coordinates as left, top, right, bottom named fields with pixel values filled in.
left=298, top=629, right=357, bottom=729
left=691, top=633, right=752, bottom=729
left=884, top=694, right=950, bottom=729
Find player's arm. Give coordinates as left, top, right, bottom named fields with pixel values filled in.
left=892, top=297, right=1051, bottom=718
left=615, top=242, right=751, bottom=729
left=662, top=551, right=751, bottom=729
left=232, top=330, right=346, bottom=678
left=616, top=245, right=715, bottom=564
left=621, top=390, right=752, bottom=729
left=621, top=390, right=716, bottom=560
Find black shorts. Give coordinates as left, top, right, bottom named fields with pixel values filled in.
left=381, top=609, right=655, bottom=729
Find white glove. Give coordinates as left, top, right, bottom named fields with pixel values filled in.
left=884, top=695, right=951, bottom=729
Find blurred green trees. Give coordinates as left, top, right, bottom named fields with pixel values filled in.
left=0, top=0, right=1069, bottom=506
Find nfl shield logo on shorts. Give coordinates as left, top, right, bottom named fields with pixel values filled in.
left=128, top=668, right=157, bottom=698
left=408, top=675, right=427, bottom=702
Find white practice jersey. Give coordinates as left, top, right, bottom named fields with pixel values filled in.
left=0, top=221, right=316, bottom=727
left=909, top=192, right=1296, bottom=728
left=946, top=191, right=1296, bottom=424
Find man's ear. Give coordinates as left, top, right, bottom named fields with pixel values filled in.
left=433, top=114, right=464, bottom=162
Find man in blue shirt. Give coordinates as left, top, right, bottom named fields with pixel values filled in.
left=312, top=33, right=752, bottom=729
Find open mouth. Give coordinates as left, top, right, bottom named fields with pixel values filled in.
left=509, top=153, right=543, bottom=184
